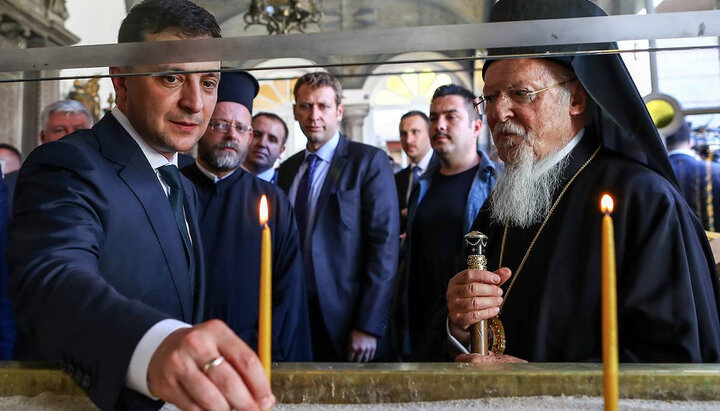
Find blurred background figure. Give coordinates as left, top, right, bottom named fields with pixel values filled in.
left=39, top=99, right=94, bottom=144
left=666, top=121, right=720, bottom=232
left=0, top=144, right=21, bottom=177
left=4, top=100, right=93, bottom=215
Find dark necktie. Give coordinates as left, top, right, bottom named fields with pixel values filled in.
left=294, top=154, right=319, bottom=244
left=294, top=154, right=319, bottom=297
left=158, top=164, right=196, bottom=296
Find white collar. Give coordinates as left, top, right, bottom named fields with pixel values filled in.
left=111, top=107, right=177, bottom=169
left=195, top=160, right=236, bottom=183
left=240, top=164, right=274, bottom=182
left=255, top=167, right=276, bottom=182
left=667, top=148, right=698, bottom=159
left=411, top=149, right=434, bottom=171
left=306, top=131, right=340, bottom=163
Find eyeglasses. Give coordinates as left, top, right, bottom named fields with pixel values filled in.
left=474, top=79, right=576, bottom=116
left=209, top=119, right=253, bottom=135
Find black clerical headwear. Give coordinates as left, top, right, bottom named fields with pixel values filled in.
left=217, top=71, right=260, bottom=112
left=482, top=0, right=677, bottom=186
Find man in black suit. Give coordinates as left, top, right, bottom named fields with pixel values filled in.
left=8, top=1, right=273, bottom=410
left=395, top=110, right=433, bottom=234
left=277, top=72, right=399, bottom=362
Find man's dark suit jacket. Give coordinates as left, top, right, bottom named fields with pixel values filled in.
left=4, top=170, right=16, bottom=215
left=8, top=113, right=205, bottom=411
left=277, top=135, right=399, bottom=357
left=0, top=176, right=13, bottom=360
left=395, top=166, right=411, bottom=212
left=669, top=152, right=720, bottom=232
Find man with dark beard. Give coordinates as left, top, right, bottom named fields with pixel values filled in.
left=182, top=71, right=312, bottom=362
left=446, top=0, right=720, bottom=363
left=401, top=85, right=496, bottom=361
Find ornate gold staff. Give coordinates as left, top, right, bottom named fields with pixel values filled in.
left=464, top=231, right=489, bottom=354
left=464, top=231, right=506, bottom=355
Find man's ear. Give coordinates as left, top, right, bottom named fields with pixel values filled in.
left=110, top=67, right=127, bottom=104
left=569, top=85, right=587, bottom=117
left=472, top=117, right=482, bottom=138
left=336, top=103, right=344, bottom=121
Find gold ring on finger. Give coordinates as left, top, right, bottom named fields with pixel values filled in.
left=202, top=355, right=225, bottom=373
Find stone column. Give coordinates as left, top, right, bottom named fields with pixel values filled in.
left=0, top=17, right=27, bottom=151
left=0, top=0, right=80, bottom=156
left=341, top=103, right=369, bottom=142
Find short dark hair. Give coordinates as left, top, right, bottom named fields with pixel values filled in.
left=0, top=143, right=21, bottom=160
left=294, top=72, right=343, bottom=107
left=253, top=112, right=289, bottom=145
left=666, top=121, right=692, bottom=149
left=400, top=110, right=429, bottom=127
left=118, top=0, right=221, bottom=43
left=431, top=84, right=479, bottom=120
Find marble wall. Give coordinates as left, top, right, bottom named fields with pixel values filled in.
left=0, top=0, right=79, bottom=154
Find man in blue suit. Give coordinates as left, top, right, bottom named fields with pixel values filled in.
left=667, top=121, right=720, bottom=232
left=8, top=1, right=273, bottom=410
left=277, top=72, right=399, bottom=362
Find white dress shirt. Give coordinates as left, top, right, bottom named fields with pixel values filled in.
left=196, top=160, right=236, bottom=183
left=255, top=167, right=276, bottom=183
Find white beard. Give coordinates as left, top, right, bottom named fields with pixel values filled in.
left=489, top=139, right=572, bottom=229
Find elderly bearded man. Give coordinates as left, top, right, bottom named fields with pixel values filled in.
left=446, top=0, right=720, bottom=363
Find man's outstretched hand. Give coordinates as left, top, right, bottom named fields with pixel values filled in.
left=147, top=319, right=275, bottom=411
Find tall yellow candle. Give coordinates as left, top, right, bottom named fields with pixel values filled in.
left=600, top=194, right=618, bottom=411
left=258, top=195, right=272, bottom=382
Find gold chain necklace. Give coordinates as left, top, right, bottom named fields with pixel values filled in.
left=497, top=146, right=601, bottom=313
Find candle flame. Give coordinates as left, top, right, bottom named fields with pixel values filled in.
left=600, top=194, right=614, bottom=214
left=259, top=195, right=269, bottom=225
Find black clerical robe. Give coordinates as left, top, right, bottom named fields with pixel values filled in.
left=182, top=164, right=312, bottom=361
left=470, top=132, right=720, bottom=362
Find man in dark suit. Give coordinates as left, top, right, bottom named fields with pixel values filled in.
left=243, top=112, right=289, bottom=183
left=667, top=121, right=720, bottom=232
left=395, top=110, right=433, bottom=234
left=277, top=72, right=399, bottom=362
left=8, top=1, right=273, bottom=410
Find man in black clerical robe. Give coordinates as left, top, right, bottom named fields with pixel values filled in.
left=446, top=0, right=720, bottom=363
left=182, top=71, right=312, bottom=361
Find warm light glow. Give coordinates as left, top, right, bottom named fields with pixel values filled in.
left=601, top=194, right=614, bottom=214
left=259, top=195, right=269, bottom=225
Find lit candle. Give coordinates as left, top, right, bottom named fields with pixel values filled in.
left=258, top=195, right=272, bottom=382
left=600, top=194, right=618, bottom=411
